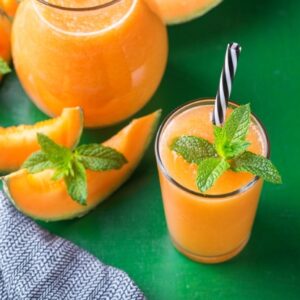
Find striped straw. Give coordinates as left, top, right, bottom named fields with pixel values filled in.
left=213, top=43, right=242, bottom=126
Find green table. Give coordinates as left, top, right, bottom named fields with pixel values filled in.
left=1, top=0, right=299, bottom=298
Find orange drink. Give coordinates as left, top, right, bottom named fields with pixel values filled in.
left=12, top=0, right=168, bottom=127
left=155, top=99, right=269, bottom=263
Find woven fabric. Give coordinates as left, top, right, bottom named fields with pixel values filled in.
left=0, top=192, right=145, bottom=300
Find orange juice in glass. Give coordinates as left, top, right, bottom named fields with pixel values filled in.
left=155, top=99, right=270, bottom=263
left=12, top=0, right=168, bottom=127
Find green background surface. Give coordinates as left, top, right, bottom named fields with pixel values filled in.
left=0, top=0, right=300, bottom=299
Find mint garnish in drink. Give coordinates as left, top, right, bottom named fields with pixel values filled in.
left=22, top=133, right=127, bottom=205
left=171, top=104, right=282, bottom=192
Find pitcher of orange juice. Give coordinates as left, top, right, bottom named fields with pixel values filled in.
left=12, top=0, right=168, bottom=127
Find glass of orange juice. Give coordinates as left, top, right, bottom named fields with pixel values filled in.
left=12, top=0, right=168, bottom=127
left=155, top=99, right=269, bottom=263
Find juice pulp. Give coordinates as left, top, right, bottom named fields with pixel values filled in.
left=12, top=0, right=168, bottom=127
left=157, top=99, right=268, bottom=263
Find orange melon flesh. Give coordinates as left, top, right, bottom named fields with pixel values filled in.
left=0, top=10, right=11, bottom=81
left=3, top=110, right=161, bottom=221
left=147, top=0, right=222, bottom=25
left=0, top=107, right=83, bottom=172
left=1, top=0, right=19, bottom=17
left=0, top=11, right=11, bottom=62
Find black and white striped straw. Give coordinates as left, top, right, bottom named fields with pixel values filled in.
left=213, top=43, right=242, bottom=126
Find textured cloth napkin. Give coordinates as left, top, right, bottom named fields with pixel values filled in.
left=0, top=191, right=145, bottom=300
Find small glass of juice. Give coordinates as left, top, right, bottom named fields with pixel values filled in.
left=12, top=0, right=168, bottom=127
left=155, top=99, right=270, bottom=263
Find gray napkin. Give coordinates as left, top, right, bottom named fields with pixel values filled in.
left=0, top=191, right=145, bottom=300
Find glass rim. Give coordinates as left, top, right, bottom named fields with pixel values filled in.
left=155, top=98, right=271, bottom=199
left=35, top=0, right=122, bottom=12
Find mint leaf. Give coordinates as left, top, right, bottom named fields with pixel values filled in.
left=76, top=144, right=127, bottom=171
left=37, top=133, right=72, bottom=169
left=0, top=58, right=11, bottom=75
left=22, top=151, right=54, bottom=173
left=231, top=151, right=282, bottom=184
left=223, top=104, right=251, bottom=143
left=171, top=136, right=216, bottom=164
left=64, top=159, right=87, bottom=205
left=37, top=133, right=70, bottom=158
left=196, top=158, right=230, bottom=192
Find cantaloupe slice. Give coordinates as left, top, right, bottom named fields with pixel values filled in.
left=2, top=110, right=161, bottom=221
left=0, top=107, right=83, bottom=172
left=146, top=0, right=222, bottom=25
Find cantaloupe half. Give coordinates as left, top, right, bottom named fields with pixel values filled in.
left=146, top=0, right=222, bottom=25
left=0, top=107, right=83, bottom=172
left=2, top=110, right=161, bottom=221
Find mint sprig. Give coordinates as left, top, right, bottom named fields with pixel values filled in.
left=171, top=104, right=282, bottom=192
left=22, top=134, right=127, bottom=205
left=0, top=58, right=11, bottom=76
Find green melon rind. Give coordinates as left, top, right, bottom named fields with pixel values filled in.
left=0, top=107, right=83, bottom=174
left=2, top=110, right=162, bottom=222
left=166, top=0, right=222, bottom=25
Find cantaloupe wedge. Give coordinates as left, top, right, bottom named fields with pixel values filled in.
left=146, top=0, right=222, bottom=25
left=0, top=107, right=83, bottom=172
left=2, top=110, right=161, bottom=221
